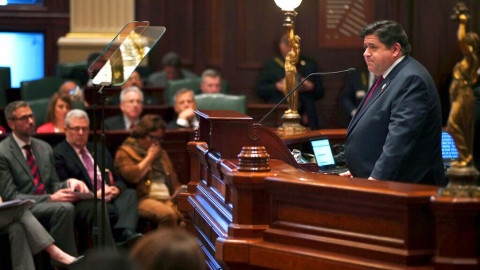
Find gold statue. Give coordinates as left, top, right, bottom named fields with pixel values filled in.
left=447, top=3, right=479, bottom=167
left=284, top=28, right=300, bottom=114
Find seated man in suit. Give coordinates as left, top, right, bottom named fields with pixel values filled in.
left=148, top=52, right=197, bottom=88
left=104, top=86, right=144, bottom=130
left=121, top=70, right=144, bottom=90
left=200, top=69, right=222, bottom=94
left=167, top=88, right=198, bottom=129
left=54, top=109, right=141, bottom=245
left=0, top=101, right=115, bottom=257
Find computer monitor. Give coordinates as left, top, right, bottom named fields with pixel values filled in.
left=441, top=131, right=459, bottom=163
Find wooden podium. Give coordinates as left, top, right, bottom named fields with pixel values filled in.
left=178, top=110, right=480, bottom=270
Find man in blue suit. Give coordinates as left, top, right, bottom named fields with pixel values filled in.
left=341, top=20, right=446, bottom=186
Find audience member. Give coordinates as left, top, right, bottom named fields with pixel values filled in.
left=147, top=52, right=197, bottom=87
left=122, top=70, right=144, bottom=89
left=256, top=34, right=325, bottom=129
left=0, top=101, right=115, bottom=257
left=200, top=69, right=222, bottom=93
left=340, top=67, right=374, bottom=119
left=104, top=86, right=144, bottom=130
left=36, top=91, right=73, bottom=133
left=54, top=109, right=141, bottom=245
left=59, top=80, right=89, bottom=107
left=0, top=197, right=79, bottom=268
left=167, top=88, right=198, bottom=129
left=130, top=228, right=205, bottom=270
left=115, top=115, right=183, bottom=228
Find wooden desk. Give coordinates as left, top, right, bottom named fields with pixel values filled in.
left=178, top=110, right=480, bottom=270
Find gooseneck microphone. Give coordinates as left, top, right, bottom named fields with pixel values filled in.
left=257, top=68, right=356, bottom=125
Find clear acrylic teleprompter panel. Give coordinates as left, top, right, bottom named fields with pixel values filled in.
left=88, top=21, right=166, bottom=86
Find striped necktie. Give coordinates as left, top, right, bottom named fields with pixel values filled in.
left=23, top=145, right=46, bottom=195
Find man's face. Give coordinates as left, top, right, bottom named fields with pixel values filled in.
left=7, top=106, right=35, bottom=140
left=164, top=66, right=180, bottom=80
left=122, top=71, right=144, bottom=89
left=120, top=90, right=143, bottom=120
left=363, top=34, right=400, bottom=76
left=65, top=117, right=89, bottom=149
left=174, top=91, right=196, bottom=113
left=200, top=76, right=221, bottom=93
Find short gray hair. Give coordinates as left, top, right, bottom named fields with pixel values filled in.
left=120, top=86, right=144, bottom=103
left=173, top=88, right=195, bottom=103
left=201, top=69, right=220, bottom=83
left=5, top=101, right=29, bottom=121
left=65, top=109, right=90, bottom=127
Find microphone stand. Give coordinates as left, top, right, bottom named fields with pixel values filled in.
left=258, top=68, right=355, bottom=126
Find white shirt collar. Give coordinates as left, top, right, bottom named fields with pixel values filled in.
left=382, top=55, right=406, bottom=79
left=123, top=114, right=139, bottom=130
left=12, top=132, right=30, bottom=149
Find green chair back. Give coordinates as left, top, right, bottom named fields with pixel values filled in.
left=0, top=67, right=11, bottom=107
left=28, top=98, right=50, bottom=128
left=165, top=77, right=228, bottom=105
left=194, top=93, right=246, bottom=114
left=20, top=77, right=66, bottom=101
left=56, top=61, right=88, bottom=85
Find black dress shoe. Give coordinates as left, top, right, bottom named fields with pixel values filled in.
left=117, top=229, right=142, bottom=249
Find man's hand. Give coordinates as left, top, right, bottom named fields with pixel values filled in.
left=275, top=78, right=286, bottom=92
left=66, top=178, right=89, bottom=193
left=178, top=108, right=195, bottom=121
left=339, top=170, right=352, bottom=177
left=300, top=79, right=314, bottom=91
left=50, top=188, right=78, bottom=202
left=97, top=185, right=120, bottom=202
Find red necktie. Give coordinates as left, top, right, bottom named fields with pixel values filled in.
left=129, top=123, right=135, bottom=129
left=23, top=145, right=46, bottom=195
left=362, top=76, right=384, bottom=107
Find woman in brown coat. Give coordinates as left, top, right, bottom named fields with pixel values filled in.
left=114, top=114, right=182, bottom=227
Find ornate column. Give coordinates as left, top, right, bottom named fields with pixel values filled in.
left=58, top=0, right=135, bottom=63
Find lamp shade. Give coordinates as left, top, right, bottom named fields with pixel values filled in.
left=274, top=0, right=302, bottom=11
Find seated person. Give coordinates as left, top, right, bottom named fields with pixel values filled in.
left=340, top=67, right=374, bottom=119
left=167, top=88, right=198, bottom=129
left=147, top=52, right=197, bottom=87
left=130, top=228, right=205, bottom=270
left=200, top=69, right=222, bottom=93
left=256, top=34, right=324, bottom=129
left=121, top=70, right=144, bottom=90
left=54, top=109, right=141, bottom=244
left=36, top=91, right=73, bottom=133
left=59, top=80, right=89, bottom=107
left=114, top=115, right=183, bottom=228
left=104, top=86, right=144, bottom=130
left=0, top=196, right=79, bottom=268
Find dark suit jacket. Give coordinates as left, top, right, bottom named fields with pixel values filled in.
left=345, top=56, right=446, bottom=185
left=341, top=68, right=370, bottom=118
left=54, top=140, right=126, bottom=191
left=104, top=114, right=126, bottom=130
left=0, top=136, right=67, bottom=202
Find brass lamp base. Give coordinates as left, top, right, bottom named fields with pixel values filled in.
left=277, top=111, right=306, bottom=134
left=438, top=165, right=480, bottom=198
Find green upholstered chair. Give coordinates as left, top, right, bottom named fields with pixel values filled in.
left=194, top=93, right=246, bottom=114
left=28, top=98, right=50, bottom=128
left=55, top=61, right=88, bottom=85
left=165, top=77, right=228, bottom=105
left=0, top=67, right=11, bottom=107
left=20, top=77, right=65, bottom=101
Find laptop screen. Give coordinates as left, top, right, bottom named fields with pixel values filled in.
left=441, top=131, right=458, bottom=161
left=311, top=139, right=336, bottom=167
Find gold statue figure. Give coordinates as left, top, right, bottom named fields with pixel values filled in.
left=447, top=3, right=479, bottom=167
left=284, top=28, right=301, bottom=114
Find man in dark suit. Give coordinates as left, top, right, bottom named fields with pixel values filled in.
left=167, top=88, right=198, bottom=129
left=104, top=86, right=144, bottom=130
left=256, top=34, right=324, bottom=130
left=0, top=101, right=115, bottom=257
left=341, top=20, right=445, bottom=185
left=54, top=109, right=140, bottom=244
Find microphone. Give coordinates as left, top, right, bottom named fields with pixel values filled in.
left=257, top=68, right=356, bottom=125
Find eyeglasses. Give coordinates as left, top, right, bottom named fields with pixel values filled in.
left=12, top=114, right=35, bottom=122
left=67, top=126, right=89, bottom=133
left=148, top=135, right=164, bottom=142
